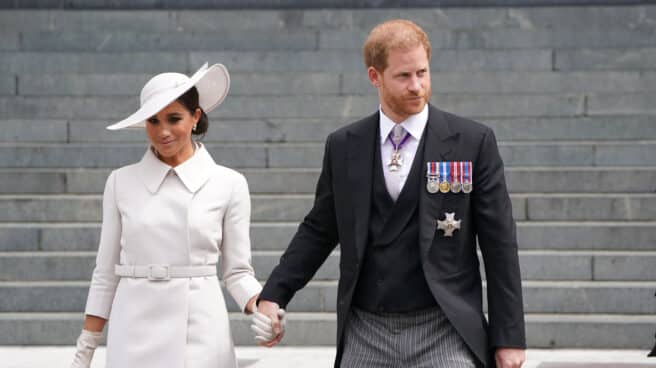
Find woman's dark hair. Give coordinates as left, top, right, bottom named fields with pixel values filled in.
left=176, top=86, right=209, bottom=136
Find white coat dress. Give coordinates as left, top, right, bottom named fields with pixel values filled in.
left=84, top=142, right=262, bottom=368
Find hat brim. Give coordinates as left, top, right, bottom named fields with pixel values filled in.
left=106, top=63, right=230, bottom=130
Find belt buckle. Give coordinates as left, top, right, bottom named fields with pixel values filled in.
left=147, top=264, right=170, bottom=281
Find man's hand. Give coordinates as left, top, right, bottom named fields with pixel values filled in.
left=252, top=300, right=285, bottom=347
left=495, top=348, right=525, bottom=368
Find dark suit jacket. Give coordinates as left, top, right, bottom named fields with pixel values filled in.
left=259, top=104, right=526, bottom=367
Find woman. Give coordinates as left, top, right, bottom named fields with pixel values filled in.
left=70, top=63, right=268, bottom=368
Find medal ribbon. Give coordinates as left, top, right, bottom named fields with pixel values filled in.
left=451, top=162, right=458, bottom=183
left=440, top=162, right=450, bottom=182
left=389, top=129, right=411, bottom=152
left=464, top=161, right=471, bottom=184
left=459, top=161, right=465, bottom=184
left=426, top=162, right=438, bottom=177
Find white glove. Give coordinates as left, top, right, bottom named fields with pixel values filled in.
left=250, top=307, right=286, bottom=343
left=70, top=330, right=103, bottom=368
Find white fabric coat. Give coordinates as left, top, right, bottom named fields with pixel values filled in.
left=84, top=143, right=262, bottom=368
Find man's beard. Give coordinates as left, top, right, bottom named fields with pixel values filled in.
left=386, top=90, right=430, bottom=117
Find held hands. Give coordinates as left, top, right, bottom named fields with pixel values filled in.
left=495, top=348, right=526, bottom=368
left=70, top=330, right=103, bottom=368
left=251, top=300, right=286, bottom=347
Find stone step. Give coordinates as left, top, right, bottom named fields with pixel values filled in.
left=344, top=72, right=656, bottom=95
left=555, top=48, right=656, bottom=71
left=1, top=95, right=653, bottom=121
left=8, top=27, right=656, bottom=53
left=9, top=72, right=656, bottom=97
left=14, top=73, right=340, bottom=97
left=319, top=28, right=656, bottom=50
left=0, top=312, right=337, bottom=346
left=0, top=76, right=15, bottom=95
left=1, top=193, right=655, bottom=222
left=1, top=48, right=652, bottom=75
left=0, top=221, right=655, bottom=252
left=0, top=93, right=593, bottom=119
left=1, top=250, right=654, bottom=282
left=524, top=314, right=656, bottom=349
left=6, top=71, right=656, bottom=98
left=4, top=116, right=656, bottom=144
left=0, top=312, right=653, bottom=348
left=17, top=30, right=319, bottom=52
left=3, top=167, right=656, bottom=194
left=1, top=141, right=656, bottom=168
left=0, top=50, right=554, bottom=74
left=0, top=280, right=654, bottom=314
left=190, top=49, right=555, bottom=73
left=1, top=7, right=654, bottom=32
left=503, top=6, right=656, bottom=31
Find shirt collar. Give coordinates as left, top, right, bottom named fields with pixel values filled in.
left=138, top=142, right=216, bottom=194
left=379, top=103, right=429, bottom=144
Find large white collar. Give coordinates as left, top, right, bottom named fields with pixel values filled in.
left=138, top=142, right=216, bottom=194
left=379, top=103, right=429, bottom=144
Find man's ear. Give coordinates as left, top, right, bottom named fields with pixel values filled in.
left=367, top=66, right=381, bottom=88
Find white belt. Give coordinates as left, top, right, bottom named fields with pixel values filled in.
left=114, top=264, right=217, bottom=281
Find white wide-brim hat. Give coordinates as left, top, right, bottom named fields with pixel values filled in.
left=106, top=62, right=230, bottom=130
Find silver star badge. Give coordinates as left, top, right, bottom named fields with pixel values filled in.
left=437, top=212, right=461, bottom=237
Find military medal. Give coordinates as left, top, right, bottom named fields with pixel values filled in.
left=426, top=162, right=439, bottom=193
left=462, top=161, right=473, bottom=193
left=451, top=161, right=462, bottom=193
left=437, top=212, right=461, bottom=237
left=439, top=161, right=451, bottom=193
left=387, top=128, right=411, bottom=172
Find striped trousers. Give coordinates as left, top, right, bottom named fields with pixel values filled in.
left=340, top=307, right=477, bottom=368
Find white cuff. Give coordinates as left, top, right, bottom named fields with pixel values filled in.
left=228, top=277, right=262, bottom=313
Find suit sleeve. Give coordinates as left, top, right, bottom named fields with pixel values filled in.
left=259, top=133, right=339, bottom=308
left=84, top=171, right=121, bottom=319
left=221, top=173, right=262, bottom=313
left=472, top=127, right=526, bottom=349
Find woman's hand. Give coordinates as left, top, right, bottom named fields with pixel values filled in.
left=251, top=300, right=286, bottom=347
left=70, top=330, right=103, bottom=368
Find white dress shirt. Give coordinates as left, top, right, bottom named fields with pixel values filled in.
left=379, top=104, right=429, bottom=200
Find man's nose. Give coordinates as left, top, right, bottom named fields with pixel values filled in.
left=408, top=77, right=421, bottom=92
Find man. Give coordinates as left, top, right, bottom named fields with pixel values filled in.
left=257, top=19, right=526, bottom=368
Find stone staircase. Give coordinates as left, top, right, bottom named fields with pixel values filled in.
left=0, top=6, right=655, bottom=348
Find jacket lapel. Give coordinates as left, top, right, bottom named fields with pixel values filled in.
left=347, top=112, right=378, bottom=262
left=418, top=105, right=459, bottom=257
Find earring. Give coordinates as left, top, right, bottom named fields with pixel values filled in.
left=193, top=123, right=197, bottom=131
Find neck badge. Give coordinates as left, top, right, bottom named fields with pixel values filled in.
left=387, top=128, right=411, bottom=172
